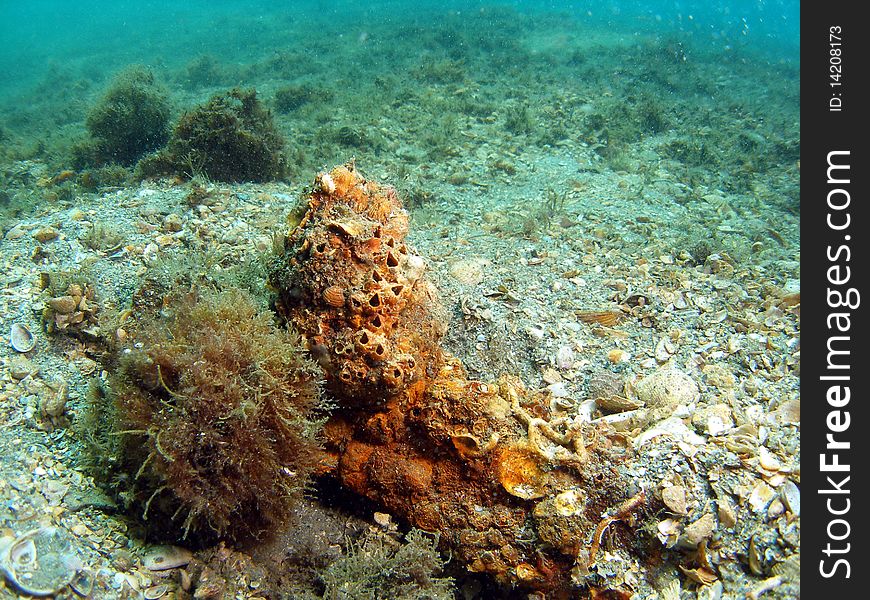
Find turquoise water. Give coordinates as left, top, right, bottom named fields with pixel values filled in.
left=0, top=0, right=801, bottom=209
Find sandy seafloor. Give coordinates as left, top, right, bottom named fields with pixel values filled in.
left=0, top=3, right=799, bottom=599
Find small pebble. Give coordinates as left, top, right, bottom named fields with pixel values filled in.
left=10, top=355, right=37, bottom=379
left=32, top=227, right=59, bottom=243
left=607, top=349, right=629, bottom=364
left=556, top=346, right=574, bottom=370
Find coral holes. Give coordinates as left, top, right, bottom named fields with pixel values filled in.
left=386, top=252, right=400, bottom=268
left=349, top=294, right=364, bottom=312
left=369, top=292, right=381, bottom=308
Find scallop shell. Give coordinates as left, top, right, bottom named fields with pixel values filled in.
left=10, top=323, right=36, bottom=353
left=575, top=309, right=623, bottom=327
left=322, top=286, right=346, bottom=308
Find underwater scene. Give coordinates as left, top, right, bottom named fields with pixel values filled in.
left=0, top=1, right=800, bottom=598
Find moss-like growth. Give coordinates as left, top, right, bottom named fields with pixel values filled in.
left=80, top=221, right=126, bottom=252
left=320, top=530, right=454, bottom=600
left=181, top=54, right=226, bottom=90
left=274, top=84, right=329, bottom=113
left=138, top=88, right=286, bottom=182
left=74, top=66, right=171, bottom=167
left=102, top=286, right=323, bottom=539
left=78, top=164, right=132, bottom=191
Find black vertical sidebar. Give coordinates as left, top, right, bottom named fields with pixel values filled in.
left=803, top=2, right=868, bottom=596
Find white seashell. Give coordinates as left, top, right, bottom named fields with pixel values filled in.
left=556, top=346, right=574, bottom=370
left=758, top=447, right=782, bottom=472
left=748, top=482, right=776, bottom=513
left=10, top=323, right=36, bottom=353
left=142, top=545, right=192, bottom=571
left=655, top=337, right=674, bottom=363
left=553, top=490, right=584, bottom=517
left=779, top=480, right=800, bottom=516
left=546, top=382, right=569, bottom=398
left=144, top=583, right=169, bottom=599
left=576, top=400, right=597, bottom=422
left=319, top=172, right=336, bottom=194
left=634, top=416, right=705, bottom=448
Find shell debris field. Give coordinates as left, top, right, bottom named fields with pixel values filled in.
left=269, top=163, right=639, bottom=596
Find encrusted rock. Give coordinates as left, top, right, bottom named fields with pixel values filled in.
left=267, top=164, right=636, bottom=595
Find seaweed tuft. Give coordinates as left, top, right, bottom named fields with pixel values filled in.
left=137, top=88, right=286, bottom=182
left=320, top=530, right=454, bottom=600
left=100, top=285, right=324, bottom=541
left=73, top=66, right=171, bottom=168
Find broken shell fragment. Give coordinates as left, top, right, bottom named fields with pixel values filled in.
left=682, top=513, right=716, bottom=546
left=661, top=485, right=689, bottom=515
left=606, top=348, right=629, bottom=364
left=779, top=480, right=800, bottom=516
left=69, top=569, right=95, bottom=597
left=48, top=295, right=78, bottom=315
left=748, top=482, right=776, bottom=513
left=142, top=545, right=192, bottom=571
left=596, top=393, right=644, bottom=414
left=10, top=323, right=36, bottom=353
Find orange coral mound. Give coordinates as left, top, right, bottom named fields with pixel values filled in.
left=270, top=163, right=636, bottom=597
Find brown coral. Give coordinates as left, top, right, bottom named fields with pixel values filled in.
left=269, top=163, right=639, bottom=596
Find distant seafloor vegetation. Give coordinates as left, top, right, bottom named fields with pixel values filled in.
left=1, top=0, right=798, bottom=225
